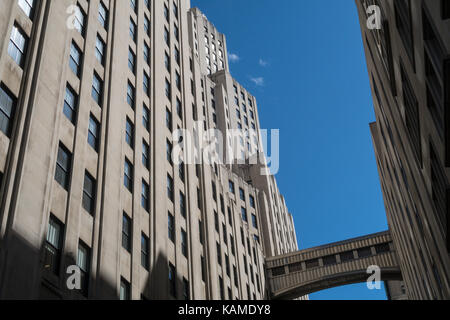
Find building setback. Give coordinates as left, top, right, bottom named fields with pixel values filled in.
left=355, top=0, right=450, bottom=299
left=0, top=0, right=299, bottom=300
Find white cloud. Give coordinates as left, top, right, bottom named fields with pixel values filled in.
left=228, top=53, right=240, bottom=63
left=250, top=77, right=265, bottom=87
left=259, top=58, right=269, bottom=67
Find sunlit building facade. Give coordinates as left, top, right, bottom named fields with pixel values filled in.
left=0, top=0, right=299, bottom=300
left=356, top=0, right=450, bottom=299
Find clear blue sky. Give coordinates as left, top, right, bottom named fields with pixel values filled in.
left=191, top=0, right=389, bottom=300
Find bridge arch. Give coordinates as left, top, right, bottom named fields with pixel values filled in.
left=266, top=231, right=402, bottom=299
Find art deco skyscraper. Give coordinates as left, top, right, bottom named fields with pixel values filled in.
left=355, top=0, right=450, bottom=299
left=0, top=0, right=299, bottom=300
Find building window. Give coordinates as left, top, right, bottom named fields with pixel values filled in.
left=144, top=42, right=150, bottom=64
left=228, top=207, right=233, bottom=226
left=73, top=5, right=86, bottom=36
left=176, top=98, right=182, bottom=119
left=130, top=0, right=137, bottom=12
left=95, top=35, right=105, bottom=66
left=69, top=42, right=82, bottom=77
left=128, top=47, right=136, bottom=73
left=122, top=213, right=132, bottom=252
left=181, top=229, right=188, bottom=258
left=175, top=47, right=180, bottom=65
left=217, top=242, right=222, bottom=265
left=220, top=196, right=225, bottom=214
left=141, top=180, right=150, bottom=212
left=55, top=143, right=72, bottom=190
left=165, top=51, right=171, bottom=71
left=164, top=27, right=170, bottom=46
left=323, top=254, right=337, bottom=266
left=143, top=72, right=150, bottom=96
left=180, top=191, right=186, bottom=218
left=82, top=171, right=96, bottom=215
left=166, top=108, right=172, bottom=130
left=8, top=24, right=28, bottom=68
left=141, top=233, right=150, bottom=270
left=249, top=195, right=255, bottom=208
left=44, top=215, right=63, bottom=275
left=214, top=211, right=219, bottom=232
left=241, top=207, right=248, bottom=222
left=340, top=251, right=354, bottom=262
left=0, top=84, right=16, bottom=137
left=212, top=181, right=217, bottom=201
left=394, top=0, right=415, bottom=67
left=430, top=143, right=447, bottom=230
left=127, top=81, right=135, bottom=108
left=77, top=241, right=90, bottom=296
left=199, top=220, right=204, bottom=245
left=168, top=212, right=175, bottom=242
left=165, top=78, right=171, bottom=99
left=129, top=18, right=137, bottom=42
left=124, top=158, right=133, bottom=192
left=201, top=256, right=206, bottom=282
left=223, top=224, right=228, bottom=245
left=239, top=188, right=245, bottom=201
left=219, top=276, right=224, bottom=300
left=88, top=115, right=100, bottom=152
left=119, top=277, right=130, bottom=300
left=166, top=139, right=173, bottom=164
left=167, top=174, right=174, bottom=201
left=229, top=180, right=235, bottom=194
left=375, top=243, right=390, bottom=254
left=179, top=162, right=185, bottom=182
left=175, top=72, right=181, bottom=90
left=164, top=4, right=169, bottom=22
left=142, top=140, right=150, bottom=169
left=182, top=278, right=189, bottom=300
left=91, top=72, right=103, bottom=106
left=125, top=118, right=134, bottom=148
left=18, top=0, right=35, bottom=18
left=98, top=1, right=108, bottom=29
left=168, top=263, right=176, bottom=297
left=230, top=235, right=235, bottom=256
left=305, top=258, right=319, bottom=269
left=144, top=15, right=150, bottom=35
left=143, top=104, right=150, bottom=131
left=251, top=214, right=258, bottom=229
left=63, top=85, right=78, bottom=124
left=357, top=247, right=372, bottom=258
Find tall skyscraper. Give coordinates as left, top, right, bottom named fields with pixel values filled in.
left=0, top=0, right=298, bottom=300
left=355, top=0, right=450, bottom=299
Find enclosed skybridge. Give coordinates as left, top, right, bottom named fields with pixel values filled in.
left=266, top=231, right=402, bottom=299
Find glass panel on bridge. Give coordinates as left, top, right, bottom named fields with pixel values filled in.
left=323, top=255, right=337, bottom=266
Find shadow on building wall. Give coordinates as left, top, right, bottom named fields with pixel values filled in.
left=0, top=231, right=183, bottom=300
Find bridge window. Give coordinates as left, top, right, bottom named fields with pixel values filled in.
left=271, top=266, right=285, bottom=276
left=375, top=243, right=390, bottom=254
left=357, top=247, right=373, bottom=258
left=288, top=262, right=302, bottom=273
left=305, top=259, right=319, bottom=269
left=340, top=251, right=354, bottom=262
left=323, top=255, right=337, bottom=266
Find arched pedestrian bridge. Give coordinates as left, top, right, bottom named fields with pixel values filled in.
left=266, top=231, right=402, bottom=299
